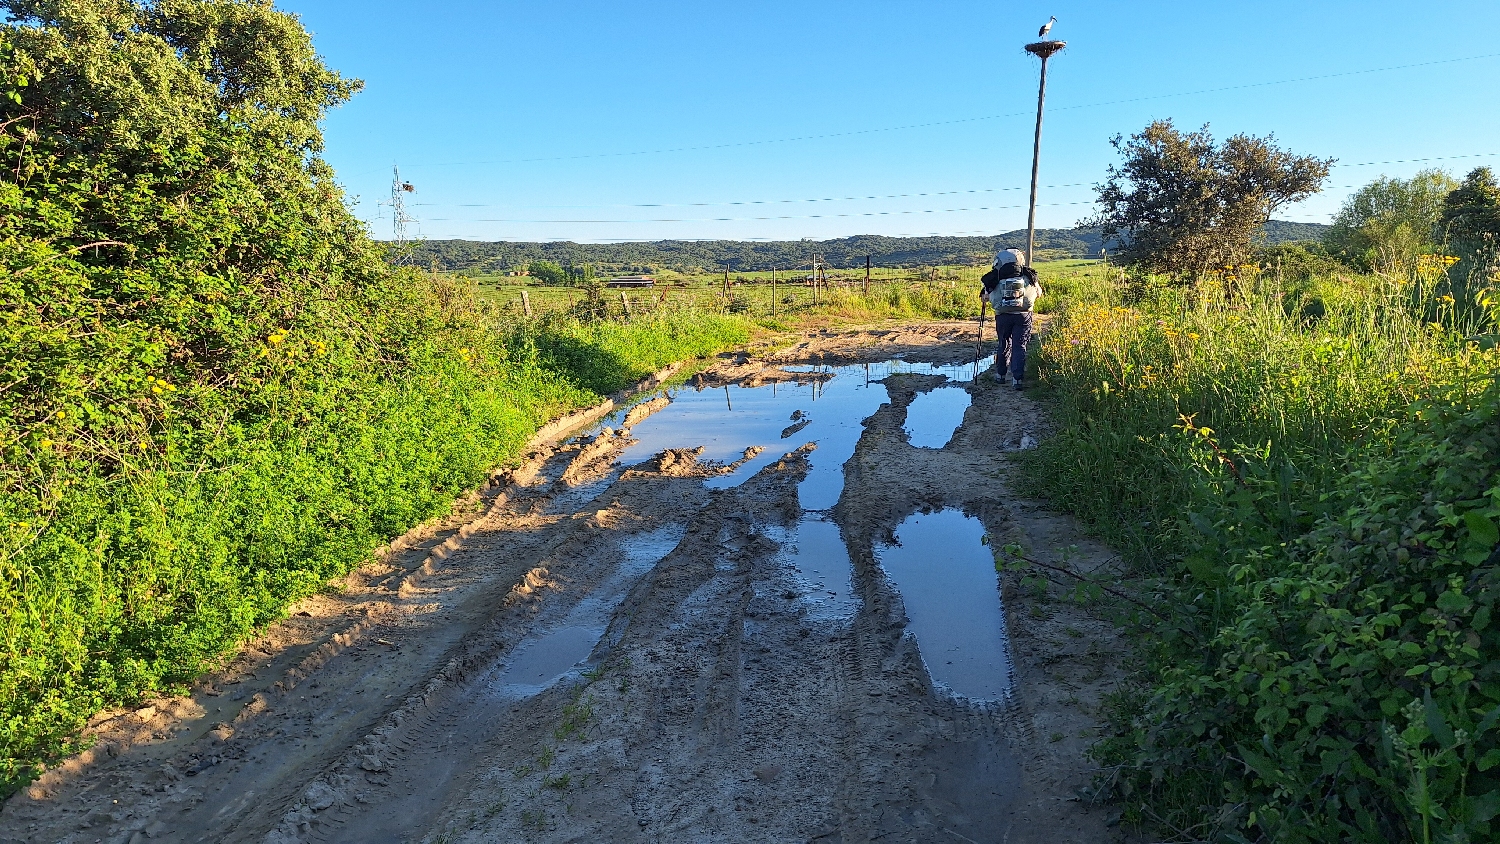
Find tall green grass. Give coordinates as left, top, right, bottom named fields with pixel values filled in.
left=0, top=281, right=746, bottom=796
left=1030, top=274, right=1487, bottom=562
left=1026, top=271, right=1500, bottom=841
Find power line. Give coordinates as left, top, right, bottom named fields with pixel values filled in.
left=395, top=52, right=1500, bottom=170
left=1334, top=152, right=1500, bottom=169
left=421, top=200, right=1097, bottom=225
left=410, top=182, right=1090, bottom=210
left=400, top=152, right=1499, bottom=215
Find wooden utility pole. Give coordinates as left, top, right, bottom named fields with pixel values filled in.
left=771, top=266, right=777, bottom=316
left=864, top=254, right=871, bottom=297
left=1023, top=37, right=1066, bottom=267
left=723, top=263, right=729, bottom=295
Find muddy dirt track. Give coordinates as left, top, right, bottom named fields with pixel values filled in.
left=3, top=321, right=1130, bottom=844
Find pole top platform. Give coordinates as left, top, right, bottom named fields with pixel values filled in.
left=1024, top=40, right=1066, bottom=59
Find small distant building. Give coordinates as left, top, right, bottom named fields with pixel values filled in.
left=606, top=275, right=656, bottom=288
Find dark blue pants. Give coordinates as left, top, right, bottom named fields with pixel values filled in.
left=994, top=311, right=1033, bottom=382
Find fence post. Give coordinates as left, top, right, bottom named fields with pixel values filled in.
left=865, top=254, right=870, bottom=297
left=620, top=291, right=632, bottom=318
left=520, top=289, right=533, bottom=317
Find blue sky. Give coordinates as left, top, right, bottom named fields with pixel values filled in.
left=281, top=0, right=1500, bottom=244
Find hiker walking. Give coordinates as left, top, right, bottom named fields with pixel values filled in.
left=980, top=248, right=1042, bottom=390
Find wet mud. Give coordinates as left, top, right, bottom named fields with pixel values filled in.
left=2, top=320, right=1130, bottom=843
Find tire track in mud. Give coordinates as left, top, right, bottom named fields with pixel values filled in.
left=303, top=466, right=728, bottom=843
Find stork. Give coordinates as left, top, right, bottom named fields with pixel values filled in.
left=1038, top=15, right=1056, bottom=39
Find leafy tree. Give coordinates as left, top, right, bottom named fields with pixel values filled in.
left=1325, top=169, right=1459, bottom=274
left=1441, top=167, right=1500, bottom=300
left=527, top=259, right=568, bottom=285
left=1085, top=120, right=1333, bottom=279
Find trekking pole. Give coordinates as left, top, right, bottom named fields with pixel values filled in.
left=978, top=297, right=987, bottom=344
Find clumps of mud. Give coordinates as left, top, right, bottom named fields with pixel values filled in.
left=780, top=415, right=812, bottom=438
left=627, top=445, right=767, bottom=479
left=621, top=395, right=670, bottom=428
left=561, top=427, right=633, bottom=485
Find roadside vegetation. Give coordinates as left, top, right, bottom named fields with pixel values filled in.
left=1029, top=122, right=1500, bottom=841
left=0, top=0, right=745, bottom=796
left=467, top=261, right=1111, bottom=328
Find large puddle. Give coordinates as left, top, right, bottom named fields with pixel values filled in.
left=491, top=524, right=685, bottom=697
left=614, top=358, right=992, bottom=510
left=617, top=363, right=881, bottom=509
left=876, top=509, right=1013, bottom=701
left=560, top=357, right=1014, bottom=702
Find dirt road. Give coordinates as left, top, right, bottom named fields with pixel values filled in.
left=2, top=322, right=1129, bottom=843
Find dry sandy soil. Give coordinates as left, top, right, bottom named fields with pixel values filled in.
left=1, top=320, right=1133, bottom=844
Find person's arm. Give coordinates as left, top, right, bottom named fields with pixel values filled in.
left=979, top=268, right=997, bottom=299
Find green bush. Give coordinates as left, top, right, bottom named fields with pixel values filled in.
left=0, top=0, right=748, bottom=794
left=1028, top=272, right=1500, bottom=841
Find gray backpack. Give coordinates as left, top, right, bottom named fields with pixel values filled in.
left=990, top=267, right=1038, bottom=313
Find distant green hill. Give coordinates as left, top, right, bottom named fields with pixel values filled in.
left=401, top=221, right=1327, bottom=273
left=1260, top=220, right=1329, bottom=245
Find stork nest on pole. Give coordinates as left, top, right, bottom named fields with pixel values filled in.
left=1024, top=40, right=1066, bottom=59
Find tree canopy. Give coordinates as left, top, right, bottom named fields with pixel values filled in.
left=0, top=0, right=424, bottom=789
left=1440, top=167, right=1500, bottom=307
left=526, top=260, right=569, bottom=285
left=1325, top=169, right=1459, bottom=274
left=1085, top=120, right=1333, bottom=278
left=1442, top=168, right=1500, bottom=256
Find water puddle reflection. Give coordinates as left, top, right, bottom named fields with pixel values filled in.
left=616, top=362, right=894, bottom=510
left=577, top=357, right=1006, bottom=699
left=877, top=509, right=1013, bottom=701
left=765, top=514, right=858, bottom=620
left=491, top=524, right=685, bottom=697
left=904, top=387, right=971, bottom=449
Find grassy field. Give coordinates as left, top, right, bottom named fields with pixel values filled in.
left=1025, top=270, right=1500, bottom=841
left=464, top=259, right=1105, bottom=325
